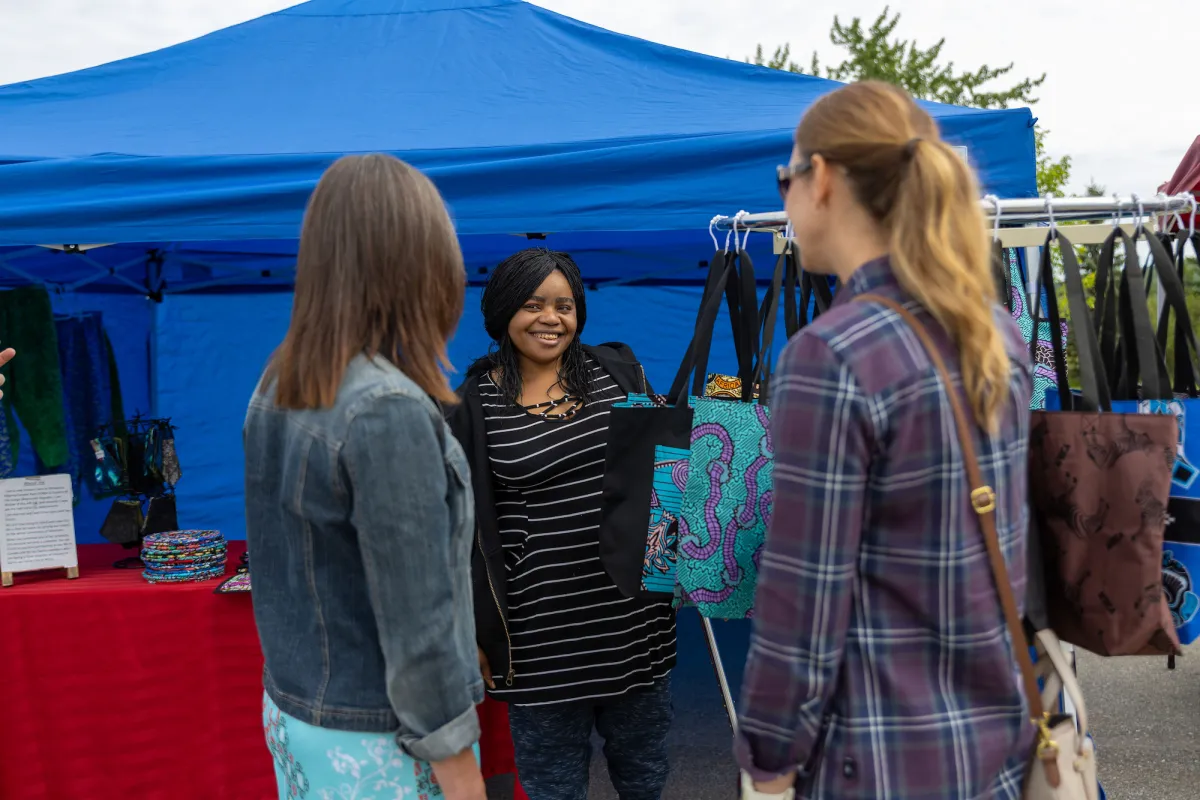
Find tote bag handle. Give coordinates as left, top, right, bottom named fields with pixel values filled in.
left=1149, top=230, right=1200, bottom=397
left=1105, top=228, right=1171, bottom=401
left=668, top=250, right=737, bottom=403
left=668, top=248, right=757, bottom=405
left=751, top=246, right=804, bottom=403
left=1032, top=230, right=1112, bottom=412
left=992, top=240, right=1014, bottom=313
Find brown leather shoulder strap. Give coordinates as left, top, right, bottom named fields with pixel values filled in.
left=853, top=293, right=1044, bottom=723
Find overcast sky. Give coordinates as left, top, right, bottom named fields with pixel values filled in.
left=1, top=0, right=1196, bottom=197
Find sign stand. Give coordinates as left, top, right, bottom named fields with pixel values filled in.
left=1, top=566, right=78, bottom=587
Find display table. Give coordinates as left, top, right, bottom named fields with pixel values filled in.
left=0, top=542, right=524, bottom=799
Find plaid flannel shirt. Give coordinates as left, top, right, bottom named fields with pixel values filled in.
left=734, top=258, right=1036, bottom=800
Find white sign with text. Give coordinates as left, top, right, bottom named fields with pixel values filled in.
left=0, top=474, right=78, bottom=580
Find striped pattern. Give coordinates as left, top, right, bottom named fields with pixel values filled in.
left=482, top=359, right=675, bottom=707
left=734, top=258, right=1035, bottom=799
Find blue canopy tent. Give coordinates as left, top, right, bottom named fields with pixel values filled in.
left=0, top=0, right=1036, bottom=542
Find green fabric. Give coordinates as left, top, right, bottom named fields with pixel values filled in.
left=0, top=287, right=69, bottom=468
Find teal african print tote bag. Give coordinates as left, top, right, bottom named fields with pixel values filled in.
left=676, top=248, right=803, bottom=619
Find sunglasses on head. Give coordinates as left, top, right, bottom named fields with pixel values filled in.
left=776, top=158, right=814, bottom=200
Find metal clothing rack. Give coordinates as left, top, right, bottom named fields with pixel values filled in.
left=712, top=193, right=1198, bottom=231
left=697, top=193, right=1198, bottom=743
left=700, top=615, right=738, bottom=729
left=712, top=192, right=1198, bottom=312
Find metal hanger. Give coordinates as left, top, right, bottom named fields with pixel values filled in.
left=985, top=194, right=1003, bottom=241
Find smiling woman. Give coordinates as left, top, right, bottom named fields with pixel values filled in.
left=446, top=248, right=677, bottom=800
left=482, top=249, right=595, bottom=415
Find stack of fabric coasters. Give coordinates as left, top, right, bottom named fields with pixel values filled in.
left=142, top=530, right=227, bottom=584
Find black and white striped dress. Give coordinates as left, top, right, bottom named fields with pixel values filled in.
left=481, top=359, right=676, bottom=707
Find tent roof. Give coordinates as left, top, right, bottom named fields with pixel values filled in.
left=0, top=0, right=1036, bottom=252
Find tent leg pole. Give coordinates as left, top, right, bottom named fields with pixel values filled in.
left=700, top=614, right=736, bottom=731
left=149, top=300, right=159, bottom=418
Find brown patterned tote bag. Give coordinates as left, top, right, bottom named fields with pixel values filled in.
left=1030, top=230, right=1181, bottom=656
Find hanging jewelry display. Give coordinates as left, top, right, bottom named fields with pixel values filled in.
left=89, top=415, right=183, bottom=568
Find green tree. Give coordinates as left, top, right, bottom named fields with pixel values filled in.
left=1036, top=130, right=1072, bottom=198
left=749, top=7, right=1071, bottom=197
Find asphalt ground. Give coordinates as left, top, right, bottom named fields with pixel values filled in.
left=488, top=614, right=1199, bottom=799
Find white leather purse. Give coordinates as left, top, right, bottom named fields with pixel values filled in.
left=739, top=771, right=795, bottom=800
left=1023, top=629, right=1098, bottom=800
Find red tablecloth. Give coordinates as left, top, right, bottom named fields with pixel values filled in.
left=0, top=542, right=525, bottom=800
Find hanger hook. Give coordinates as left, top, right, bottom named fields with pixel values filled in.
left=708, top=216, right=721, bottom=252
left=1158, top=192, right=1183, bottom=233
left=1111, top=193, right=1123, bottom=230
left=1189, top=194, right=1198, bottom=239
left=733, top=210, right=749, bottom=251
left=984, top=194, right=1002, bottom=241
left=1132, top=193, right=1145, bottom=234
left=1044, top=194, right=1057, bottom=237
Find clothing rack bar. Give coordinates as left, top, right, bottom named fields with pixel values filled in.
left=713, top=193, right=1197, bottom=232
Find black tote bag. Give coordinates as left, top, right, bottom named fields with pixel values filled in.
left=598, top=248, right=765, bottom=599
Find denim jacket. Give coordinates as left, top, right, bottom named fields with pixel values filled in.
left=244, top=354, right=483, bottom=763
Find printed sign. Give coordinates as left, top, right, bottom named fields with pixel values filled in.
left=0, top=474, right=78, bottom=585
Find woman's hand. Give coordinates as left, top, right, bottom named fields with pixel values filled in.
left=477, top=646, right=495, bottom=690
left=431, top=748, right=487, bottom=800
left=740, top=771, right=797, bottom=799
left=0, top=347, right=13, bottom=400
left=755, top=775, right=797, bottom=794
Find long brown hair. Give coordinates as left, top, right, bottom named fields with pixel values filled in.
left=266, top=154, right=465, bottom=408
left=796, top=81, right=1008, bottom=432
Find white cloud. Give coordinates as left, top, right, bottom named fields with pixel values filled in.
left=0, top=0, right=1195, bottom=196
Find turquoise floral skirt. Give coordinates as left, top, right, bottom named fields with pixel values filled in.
left=262, top=692, right=479, bottom=800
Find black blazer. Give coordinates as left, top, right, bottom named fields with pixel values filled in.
left=444, top=343, right=650, bottom=687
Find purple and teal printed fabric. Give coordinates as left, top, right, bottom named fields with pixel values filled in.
left=1163, top=543, right=1200, bottom=644
left=677, top=396, right=772, bottom=619
left=1135, top=398, right=1200, bottom=645
left=614, top=394, right=695, bottom=409
left=1004, top=247, right=1067, bottom=410
left=641, top=444, right=689, bottom=594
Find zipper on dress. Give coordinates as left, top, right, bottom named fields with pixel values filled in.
left=637, top=364, right=648, bottom=395
left=476, top=525, right=515, bottom=686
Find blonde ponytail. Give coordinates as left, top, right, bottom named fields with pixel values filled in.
left=889, top=139, right=1010, bottom=433
left=794, top=81, right=1012, bottom=433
